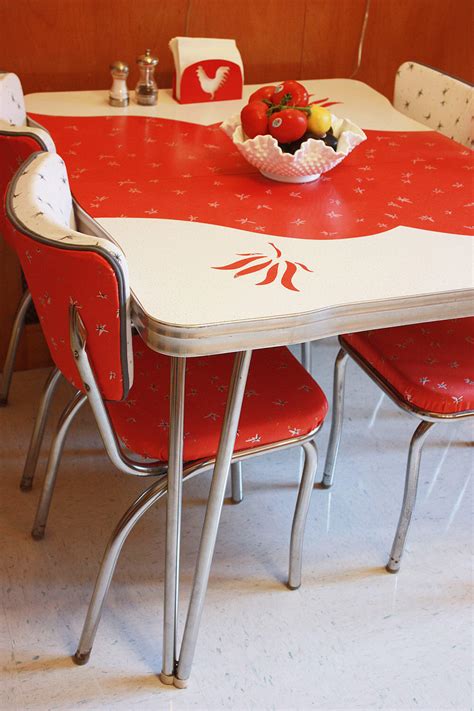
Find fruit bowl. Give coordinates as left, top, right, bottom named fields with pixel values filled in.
left=221, top=113, right=367, bottom=183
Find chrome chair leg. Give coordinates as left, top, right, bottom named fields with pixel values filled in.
left=321, top=348, right=349, bottom=488
left=301, top=342, right=312, bottom=372
left=73, top=476, right=169, bottom=665
left=386, top=420, right=434, bottom=573
left=0, top=290, right=32, bottom=406
left=288, top=440, right=318, bottom=590
left=20, top=367, right=63, bottom=491
left=230, top=461, right=243, bottom=503
left=31, top=392, right=86, bottom=540
left=175, top=350, right=252, bottom=688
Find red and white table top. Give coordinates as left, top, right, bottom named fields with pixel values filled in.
left=26, top=80, right=473, bottom=356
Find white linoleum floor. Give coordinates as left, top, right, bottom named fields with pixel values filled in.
left=1, top=338, right=472, bottom=711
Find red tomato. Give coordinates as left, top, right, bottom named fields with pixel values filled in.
left=268, top=109, right=307, bottom=143
left=248, top=85, right=275, bottom=103
left=271, top=80, right=309, bottom=107
left=240, top=100, right=269, bottom=138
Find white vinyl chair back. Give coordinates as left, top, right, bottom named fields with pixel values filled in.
left=394, top=62, right=473, bottom=148
left=0, top=72, right=27, bottom=126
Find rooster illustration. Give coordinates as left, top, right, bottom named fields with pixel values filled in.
left=196, top=65, right=230, bottom=99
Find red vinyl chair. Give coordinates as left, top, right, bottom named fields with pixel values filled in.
left=0, top=108, right=59, bottom=493
left=322, top=319, right=474, bottom=572
left=0, top=71, right=57, bottom=406
left=5, top=150, right=328, bottom=667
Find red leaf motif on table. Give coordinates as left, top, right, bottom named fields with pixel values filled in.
left=281, top=261, right=299, bottom=291
left=235, top=259, right=273, bottom=277
left=212, top=242, right=312, bottom=292
left=256, top=263, right=279, bottom=286
left=310, top=96, right=343, bottom=108
left=213, top=255, right=263, bottom=271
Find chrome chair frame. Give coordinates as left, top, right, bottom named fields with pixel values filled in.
left=0, top=289, right=32, bottom=405
left=322, top=337, right=474, bottom=573
left=31, top=307, right=320, bottom=669
left=231, top=340, right=313, bottom=505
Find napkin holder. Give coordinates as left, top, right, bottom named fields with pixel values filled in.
left=169, top=37, right=243, bottom=104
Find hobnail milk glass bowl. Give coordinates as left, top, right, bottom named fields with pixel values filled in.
left=221, top=113, right=367, bottom=183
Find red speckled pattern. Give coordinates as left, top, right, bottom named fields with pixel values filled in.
left=29, top=114, right=474, bottom=241
left=342, top=318, right=474, bottom=415
left=106, top=337, right=328, bottom=461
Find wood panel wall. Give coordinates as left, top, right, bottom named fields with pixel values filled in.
left=0, top=0, right=472, bottom=372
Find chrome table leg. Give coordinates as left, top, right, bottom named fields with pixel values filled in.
left=321, top=348, right=349, bottom=488
left=0, top=290, right=32, bottom=406
left=386, top=420, right=434, bottom=573
left=20, top=367, right=63, bottom=491
left=230, top=461, right=243, bottom=503
left=160, top=357, right=186, bottom=685
left=288, top=440, right=318, bottom=590
left=31, top=392, right=86, bottom=540
left=175, top=350, right=252, bottom=688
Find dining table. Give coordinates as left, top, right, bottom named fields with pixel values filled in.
left=25, top=78, right=474, bottom=687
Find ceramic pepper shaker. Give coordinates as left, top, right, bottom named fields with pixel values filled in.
left=136, top=49, right=159, bottom=105
left=109, top=60, right=130, bottom=107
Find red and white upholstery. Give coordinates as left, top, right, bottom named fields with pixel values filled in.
left=394, top=62, right=473, bottom=148
left=3, top=152, right=133, bottom=401
left=341, top=318, right=474, bottom=416
left=6, top=151, right=328, bottom=454
left=0, top=98, right=56, bottom=410
left=0, top=72, right=27, bottom=127
left=1, top=74, right=55, bottom=243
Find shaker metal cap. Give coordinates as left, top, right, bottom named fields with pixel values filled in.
left=137, top=49, right=159, bottom=66
left=110, top=60, right=129, bottom=74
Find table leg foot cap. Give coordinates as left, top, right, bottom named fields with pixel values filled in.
left=385, top=563, right=399, bottom=574
left=159, top=672, right=174, bottom=686
left=174, top=677, right=188, bottom=689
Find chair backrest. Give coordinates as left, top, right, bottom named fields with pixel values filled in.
left=0, top=124, right=55, bottom=220
left=4, top=151, right=133, bottom=401
left=0, top=72, right=27, bottom=126
left=394, top=62, right=473, bottom=148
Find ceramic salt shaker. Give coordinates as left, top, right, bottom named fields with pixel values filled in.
left=109, top=60, right=130, bottom=107
left=136, top=49, right=159, bottom=105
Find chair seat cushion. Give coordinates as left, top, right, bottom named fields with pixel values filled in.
left=106, top=337, right=328, bottom=461
left=341, top=318, right=474, bottom=416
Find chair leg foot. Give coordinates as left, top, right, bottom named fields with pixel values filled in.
left=230, top=461, right=243, bottom=503
left=321, top=349, right=349, bottom=489
left=31, top=527, right=45, bottom=541
left=31, top=392, right=85, bottom=539
left=20, top=367, right=62, bottom=492
left=72, top=650, right=91, bottom=666
left=386, top=420, right=434, bottom=574
left=288, top=440, right=318, bottom=590
left=173, top=677, right=188, bottom=689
